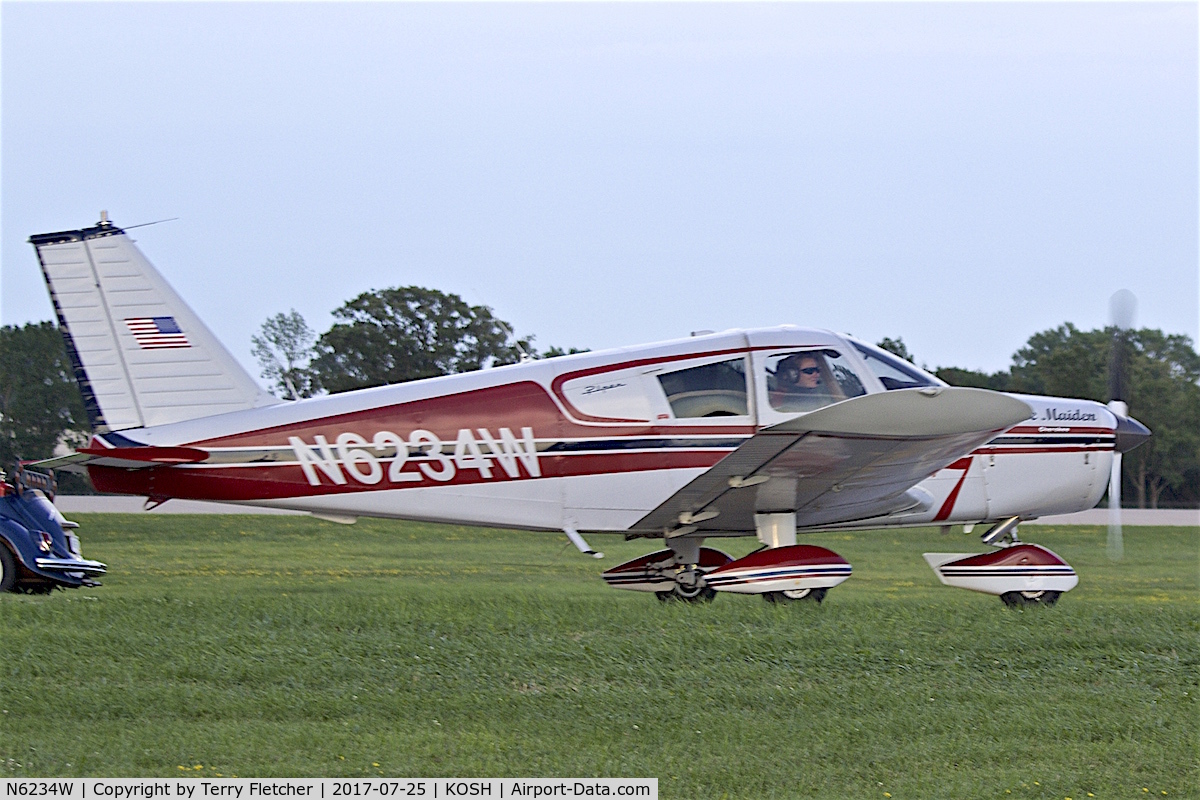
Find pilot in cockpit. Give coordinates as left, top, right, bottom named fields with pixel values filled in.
left=770, top=352, right=832, bottom=412
left=778, top=353, right=823, bottom=393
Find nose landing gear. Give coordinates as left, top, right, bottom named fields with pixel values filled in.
left=925, top=518, right=1078, bottom=606
left=1000, top=590, right=1062, bottom=608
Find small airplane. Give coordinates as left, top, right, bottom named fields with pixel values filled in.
left=28, top=214, right=1151, bottom=606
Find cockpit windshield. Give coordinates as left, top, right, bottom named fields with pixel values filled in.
left=849, top=339, right=945, bottom=391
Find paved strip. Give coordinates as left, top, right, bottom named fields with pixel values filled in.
left=1024, top=508, right=1199, bottom=526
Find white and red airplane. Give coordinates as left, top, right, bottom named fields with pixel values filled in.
left=30, top=215, right=1150, bottom=606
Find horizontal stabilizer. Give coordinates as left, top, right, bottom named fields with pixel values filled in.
left=33, top=444, right=209, bottom=470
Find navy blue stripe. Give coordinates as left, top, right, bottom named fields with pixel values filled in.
left=99, top=432, right=147, bottom=448
left=602, top=576, right=671, bottom=585
left=708, top=567, right=852, bottom=583
left=940, top=568, right=1075, bottom=576
left=987, top=436, right=1112, bottom=446
left=543, top=438, right=745, bottom=453
left=34, top=245, right=107, bottom=432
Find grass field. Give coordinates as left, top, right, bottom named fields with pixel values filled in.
left=1, top=515, right=1196, bottom=798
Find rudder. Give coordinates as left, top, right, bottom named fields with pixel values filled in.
left=30, top=214, right=280, bottom=432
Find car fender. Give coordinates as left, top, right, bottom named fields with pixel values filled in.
left=0, top=514, right=43, bottom=575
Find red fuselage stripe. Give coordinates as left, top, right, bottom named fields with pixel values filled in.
left=933, top=457, right=972, bottom=522
left=87, top=450, right=729, bottom=502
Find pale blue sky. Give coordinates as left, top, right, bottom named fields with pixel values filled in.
left=3, top=2, right=1196, bottom=376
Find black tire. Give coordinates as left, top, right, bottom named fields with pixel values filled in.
left=1000, top=590, right=1062, bottom=607
left=0, top=545, right=18, bottom=593
left=657, top=585, right=716, bottom=603
left=1038, top=590, right=1062, bottom=606
left=763, top=587, right=827, bottom=604
left=1020, top=589, right=1061, bottom=606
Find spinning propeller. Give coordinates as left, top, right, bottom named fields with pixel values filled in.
left=1106, top=289, right=1136, bottom=561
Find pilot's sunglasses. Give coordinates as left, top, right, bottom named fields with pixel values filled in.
left=800, top=367, right=821, bottom=375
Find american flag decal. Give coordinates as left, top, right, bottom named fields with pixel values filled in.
left=124, top=317, right=191, bottom=349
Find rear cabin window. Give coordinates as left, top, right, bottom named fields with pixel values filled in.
left=559, top=371, right=664, bottom=421
left=657, top=357, right=750, bottom=418
left=766, top=349, right=866, bottom=413
left=851, top=341, right=941, bottom=390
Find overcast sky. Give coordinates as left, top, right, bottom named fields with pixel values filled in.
left=2, top=2, right=1196, bottom=378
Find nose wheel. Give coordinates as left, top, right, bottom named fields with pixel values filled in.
left=1000, top=590, right=1062, bottom=607
left=926, top=543, right=1077, bottom=605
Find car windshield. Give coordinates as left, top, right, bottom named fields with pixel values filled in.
left=849, top=339, right=945, bottom=391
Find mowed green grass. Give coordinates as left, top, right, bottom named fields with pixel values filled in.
left=1, top=515, right=1196, bottom=798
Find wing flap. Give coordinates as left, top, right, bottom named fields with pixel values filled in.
left=632, top=387, right=1030, bottom=535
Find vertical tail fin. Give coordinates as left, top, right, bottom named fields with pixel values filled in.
left=30, top=215, right=280, bottom=432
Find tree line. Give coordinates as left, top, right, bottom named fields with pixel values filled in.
left=0, top=321, right=91, bottom=492
left=2, top=285, right=1197, bottom=507
left=249, top=286, right=582, bottom=398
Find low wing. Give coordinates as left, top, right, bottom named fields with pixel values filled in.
left=631, top=387, right=1031, bottom=536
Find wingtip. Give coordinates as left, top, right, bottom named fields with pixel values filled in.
left=768, top=387, right=1031, bottom=438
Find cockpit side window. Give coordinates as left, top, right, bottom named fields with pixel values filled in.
left=657, top=357, right=750, bottom=418
left=766, top=349, right=866, bottom=413
left=850, top=340, right=943, bottom=391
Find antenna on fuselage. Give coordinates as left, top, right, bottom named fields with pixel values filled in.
left=95, top=210, right=181, bottom=231
left=496, top=319, right=533, bottom=363
left=123, top=216, right=180, bottom=231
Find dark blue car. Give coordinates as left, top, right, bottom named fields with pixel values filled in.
left=0, top=464, right=106, bottom=594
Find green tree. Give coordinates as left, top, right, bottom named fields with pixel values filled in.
left=1121, top=329, right=1200, bottom=507
left=933, top=366, right=1011, bottom=391
left=310, top=287, right=531, bottom=393
left=252, top=309, right=319, bottom=399
left=0, top=322, right=90, bottom=465
left=540, top=346, right=590, bottom=359
left=876, top=336, right=914, bottom=363
left=1007, top=323, right=1111, bottom=400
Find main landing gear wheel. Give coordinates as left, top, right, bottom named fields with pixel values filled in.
left=656, top=585, right=717, bottom=603
left=0, top=546, right=17, bottom=593
left=653, top=564, right=717, bottom=603
left=763, top=587, right=828, bottom=604
left=1000, top=590, right=1062, bottom=608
